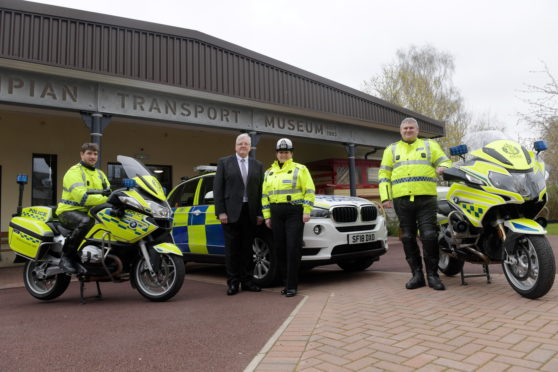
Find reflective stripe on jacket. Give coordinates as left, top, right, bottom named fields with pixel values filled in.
left=261, top=159, right=315, bottom=219
left=56, top=163, right=110, bottom=215
left=379, top=138, right=451, bottom=201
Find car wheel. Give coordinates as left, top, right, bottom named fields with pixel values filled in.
left=252, top=232, right=279, bottom=287
left=337, top=257, right=375, bottom=272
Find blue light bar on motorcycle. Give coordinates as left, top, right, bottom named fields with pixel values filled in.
left=123, top=178, right=137, bottom=188
left=534, top=141, right=548, bottom=152
left=450, top=144, right=468, bottom=156
left=16, top=174, right=28, bottom=184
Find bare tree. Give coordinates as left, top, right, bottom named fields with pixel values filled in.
left=520, top=63, right=558, bottom=219
left=362, top=45, right=470, bottom=150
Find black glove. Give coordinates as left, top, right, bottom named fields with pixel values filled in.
left=102, top=189, right=112, bottom=197
left=112, top=208, right=125, bottom=219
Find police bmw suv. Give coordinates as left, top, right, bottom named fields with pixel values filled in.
left=168, top=170, right=388, bottom=286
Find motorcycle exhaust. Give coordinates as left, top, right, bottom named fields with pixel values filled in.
left=463, top=246, right=490, bottom=265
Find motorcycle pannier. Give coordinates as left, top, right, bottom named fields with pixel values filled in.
left=9, top=207, right=54, bottom=259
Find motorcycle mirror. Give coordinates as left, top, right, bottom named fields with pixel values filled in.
left=450, top=144, right=468, bottom=156
left=16, top=174, right=28, bottom=185
left=123, top=178, right=137, bottom=188
left=534, top=141, right=548, bottom=152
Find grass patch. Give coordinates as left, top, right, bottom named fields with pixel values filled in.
left=546, top=223, right=558, bottom=236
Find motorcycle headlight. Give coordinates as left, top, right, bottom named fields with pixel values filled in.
left=147, top=200, right=172, bottom=219
left=118, top=195, right=149, bottom=212
left=488, top=171, right=514, bottom=191
left=465, top=173, right=485, bottom=185
left=310, top=207, right=330, bottom=218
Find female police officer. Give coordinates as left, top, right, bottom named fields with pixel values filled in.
left=262, top=138, right=315, bottom=297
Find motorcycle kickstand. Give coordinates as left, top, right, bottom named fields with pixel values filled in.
left=483, top=264, right=491, bottom=284
left=79, top=280, right=103, bottom=304
left=460, top=268, right=468, bottom=286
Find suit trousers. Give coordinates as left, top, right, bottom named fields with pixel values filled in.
left=270, top=203, right=304, bottom=290
left=222, top=203, right=255, bottom=285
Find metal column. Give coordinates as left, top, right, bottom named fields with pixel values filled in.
left=345, top=143, right=357, bottom=197
left=81, top=112, right=112, bottom=168
left=249, top=131, right=261, bottom=159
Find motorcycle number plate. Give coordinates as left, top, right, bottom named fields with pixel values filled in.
left=348, top=232, right=375, bottom=245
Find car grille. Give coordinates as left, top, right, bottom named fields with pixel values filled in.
left=361, top=206, right=378, bottom=221
left=336, top=224, right=375, bottom=232
left=331, top=206, right=378, bottom=223
left=332, top=207, right=358, bottom=222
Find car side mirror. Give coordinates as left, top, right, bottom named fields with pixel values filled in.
left=204, top=191, right=214, bottom=203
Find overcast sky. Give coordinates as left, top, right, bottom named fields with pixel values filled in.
left=30, top=0, right=558, bottom=139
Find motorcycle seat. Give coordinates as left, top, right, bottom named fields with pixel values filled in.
left=47, top=221, right=72, bottom=236
left=437, top=200, right=453, bottom=216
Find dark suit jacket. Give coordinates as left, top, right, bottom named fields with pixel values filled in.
left=214, top=154, right=264, bottom=224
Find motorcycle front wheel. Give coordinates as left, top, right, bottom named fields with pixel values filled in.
left=132, top=254, right=185, bottom=302
left=23, top=260, right=71, bottom=300
left=502, top=235, right=556, bottom=299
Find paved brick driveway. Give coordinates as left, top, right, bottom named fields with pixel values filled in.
left=250, top=236, right=558, bottom=372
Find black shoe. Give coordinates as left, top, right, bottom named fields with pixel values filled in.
left=285, top=289, right=297, bottom=297
left=427, top=273, right=445, bottom=290
left=283, top=289, right=297, bottom=297
left=406, top=271, right=426, bottom=289
left=227, top=283, right=239, bottom=296
left=241, top=282, right=261, bottom=292
left=59, top=256, right=77, bottom=274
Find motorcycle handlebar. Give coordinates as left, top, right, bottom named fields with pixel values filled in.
left=86, top=189, right=112, bottom=196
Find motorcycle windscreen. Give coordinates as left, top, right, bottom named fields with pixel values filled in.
left=117, top=155, right=166, bottom=201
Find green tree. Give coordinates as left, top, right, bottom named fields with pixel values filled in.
left=362, top=45, right=470, bottom=150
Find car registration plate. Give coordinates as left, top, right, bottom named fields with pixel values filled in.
left=348, top=232, right=375, bottom=245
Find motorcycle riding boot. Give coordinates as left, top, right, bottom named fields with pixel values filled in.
left=402, top=239, right=426, bottom=289
left=59, top=232, right=81, bottom=274
left=423, top=239, right=445, bottom=290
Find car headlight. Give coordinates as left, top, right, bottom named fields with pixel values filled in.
left=148, top=200, right=172, bottom=219
left=310, top=207, right=330, bottom=218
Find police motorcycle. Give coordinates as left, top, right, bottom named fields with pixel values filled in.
left=436, top=130, right=555, bottom=299
left=8, top=155, right=185, bottom=303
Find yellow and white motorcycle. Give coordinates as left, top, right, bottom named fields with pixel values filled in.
left=437, top=130, right=555, bottom=299
left=9, top=156, right=185, bottom=303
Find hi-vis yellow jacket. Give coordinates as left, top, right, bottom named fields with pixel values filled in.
left=56, top=163, right=110, bottom=215
left=262, top=159, right=315, bottom=219
left=379, top=138, right=451, bottom=202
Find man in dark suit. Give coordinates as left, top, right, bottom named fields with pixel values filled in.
left=214, top=133, right=264, bottom=295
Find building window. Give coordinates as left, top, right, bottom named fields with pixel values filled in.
left=107, top=163, right=172, bottom=195
left=32, top=154, right=57, bottom=206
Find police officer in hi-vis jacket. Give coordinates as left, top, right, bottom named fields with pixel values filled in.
left=56, top=143, right=110, bottom=274
left=379, top=118, right=451, bottom=290
left=262, top=138, right=315, bottom=297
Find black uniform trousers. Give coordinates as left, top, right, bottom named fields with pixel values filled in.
left=270, top=203, right=304, bottom=290
left=222, top=203, right=255, bottom=286
left=393, top=195, right=439, bottom=273
left=58, top=210, right=95, bottom=256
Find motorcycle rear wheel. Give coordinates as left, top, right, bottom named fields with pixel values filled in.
left=438, top=251, right=464, bottom=276
left=132, top=254, right=185, bottom=302
left=438, top=237, right=464, bottom=276
left=502, top=235, right=556, bottom=299
left=23, top=260, right=71, bottom=300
